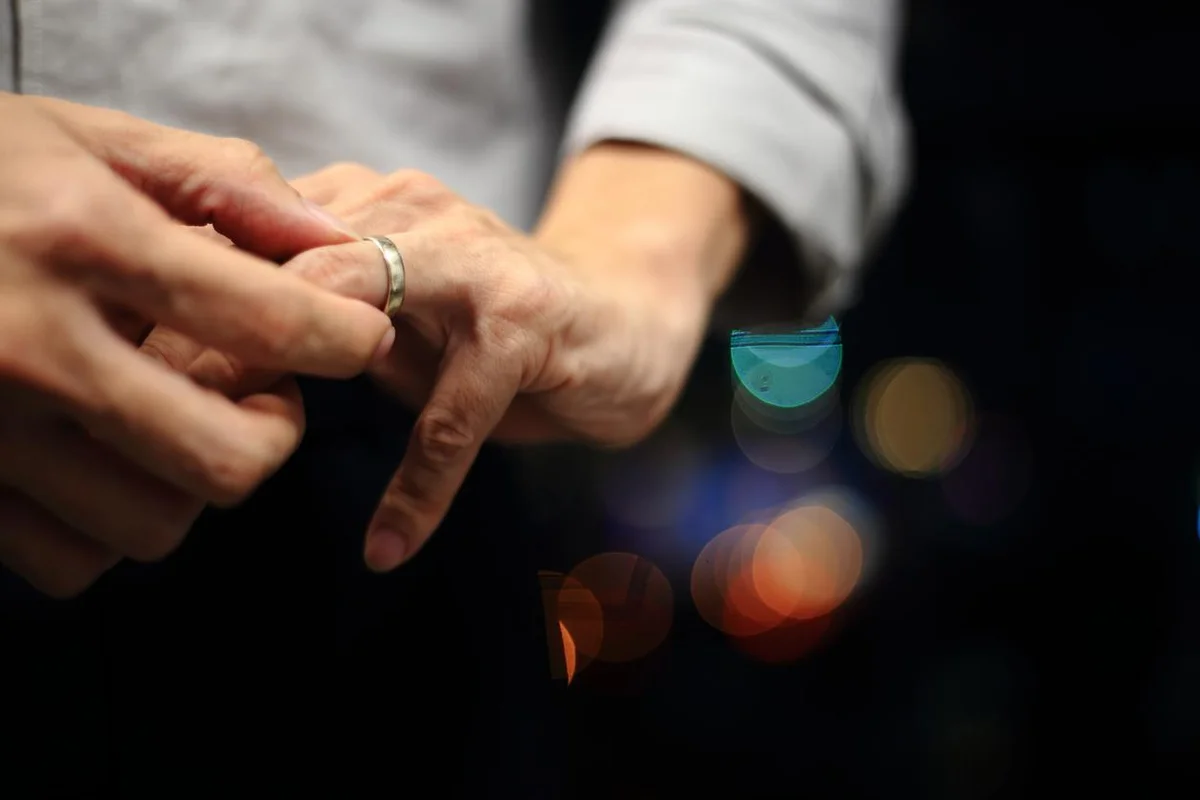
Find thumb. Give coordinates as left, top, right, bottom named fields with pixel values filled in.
left=32, top=96, right=359, bottom=260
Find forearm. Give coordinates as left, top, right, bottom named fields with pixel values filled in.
left=559, top=0, right=909, bottom=322
left=534, top=142, right=750, bottom=314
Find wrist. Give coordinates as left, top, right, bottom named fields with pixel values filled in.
left=534, top=142, right=749, bottom=313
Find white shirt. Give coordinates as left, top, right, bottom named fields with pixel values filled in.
left=2, top=0, right=909, bottom=319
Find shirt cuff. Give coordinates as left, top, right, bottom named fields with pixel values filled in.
left=562, top=5, right=908, bottom=322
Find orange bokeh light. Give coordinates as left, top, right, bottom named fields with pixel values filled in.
left=752, top=504, right=863, bottom=621
left=691, top=499, right=868, bottom=662
left=556, top=575, right=605, bottom=672
left=540, top=570, right=604, bottom=680
left=559, top=621, right=577, bottom=684
left=568, top=553, right=674, bottom=663
left=692, top=524, right=774, bottom=636
left=729, top=615, right=834, bottom=664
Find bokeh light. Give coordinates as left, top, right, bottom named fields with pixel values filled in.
left=567, top=553, right=674, bottom=663
left=942, top=414, right=1032, bottom=526
left=539, top=570, right=604, bottom=681
left=723, top=525, right=791, bottom=637
left=728, top=616, right=834, bottom=664
left=689, top=489, right=879, bottom=663
left=730, top=317, right=842, bottom=409
left=556, top=575, right=605, bottom=671
left=730, top=384, right=842, bottom=474
left=798, top=486, right=885, bottom=589
left=558, top=622, right=577, bottom=684
left=691, top=524, right=770, bottom=637
left=854, top=358, right=975, bottom=477
left=753, top=504, right=863, bottom=621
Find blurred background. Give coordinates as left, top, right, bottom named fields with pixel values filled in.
left=517, top=1, right=1200, bottom=796
left=3, top=2, right=1195, bottom=798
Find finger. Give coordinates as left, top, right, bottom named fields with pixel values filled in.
left=138, top=325, right=209, bottom=375
left=286, top=242, right=567, bottom=442
left=139, top=325, right=273, bottom=398
left=137, top=324, right=280, bottom=399
left=31, top=96, right=358, bottom=259
left=177, top=240, right=397, bottom=397
left=281, top=240, right=390, bottom=308
left=186, top=224, right=235, bottom=248
left=101, top=305, right=153, bottom=344
left=291, top=162, right=383, bottom=209
left=364, top=346, right=520, bottom=571
left=72, top=326, right=307, bottom=506
left=0, top=422, right=204, bottom=562
left=0, top=488, right=120, bottom=600
left=76, top=204, right=395, bottom=379
left=365, top=328, right=566, bottom=442
left=366, top=321, right=440, bottom=405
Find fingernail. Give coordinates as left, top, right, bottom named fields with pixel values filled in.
left=372, top=327, right=396, bottom=365
left=365, top=529, right=408, bottom=572
left=303, top=199, right=358, bottom=237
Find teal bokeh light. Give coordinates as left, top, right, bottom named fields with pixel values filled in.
left=730, top=317, right=842, bottom=409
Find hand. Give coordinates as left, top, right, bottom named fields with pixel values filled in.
left=277, top=161, right=723, bottom=569
left=0, top=94, right=393, bottom=597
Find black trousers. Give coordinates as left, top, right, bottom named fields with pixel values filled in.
left=2, top=378, right=565, bottom=798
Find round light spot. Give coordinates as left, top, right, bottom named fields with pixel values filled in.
left=568, top=553, right=674, bottom=663
left=752, top=504, right=863, bottom=621
left=855, top=358, right=975, bottom=477
left=731, top=386, right=842, bottom=474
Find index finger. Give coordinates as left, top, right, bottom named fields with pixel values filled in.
left=85, top=204, right=394, bottom=379
left=31, top=96, right=359, bottom=261
left=363, top=344, right=520, bottom=571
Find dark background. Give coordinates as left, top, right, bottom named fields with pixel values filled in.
left=549, top=1, right=1200, bottom=797
left=2, top=1, right=1197, bottom=798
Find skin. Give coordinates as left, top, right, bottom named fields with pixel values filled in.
left=156, top=142, right=751, bottom=573
left=0, top=93, right=394, bottom=597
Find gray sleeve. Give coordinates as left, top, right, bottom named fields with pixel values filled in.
left=562, top=0, right=910, bottom=321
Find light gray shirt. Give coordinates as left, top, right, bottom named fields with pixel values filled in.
left=2, top=0, right=908, bottom=320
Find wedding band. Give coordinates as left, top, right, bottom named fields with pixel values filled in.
left=363, top=235, right=406, bottom=317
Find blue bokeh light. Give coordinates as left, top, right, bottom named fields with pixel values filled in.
left=731, top=317, right=842, bottom=409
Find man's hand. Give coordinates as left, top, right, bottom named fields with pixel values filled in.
left=248, top=146, right=746, bottom=572
left=0, top=94, right=394, bottom=597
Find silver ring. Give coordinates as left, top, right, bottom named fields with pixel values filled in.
left=362, top=235, right=406, bottom=317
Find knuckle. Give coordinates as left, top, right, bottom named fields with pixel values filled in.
left=496, top=271, right=554, bottom=322
left=413, top=409, right=475, bottom=465
left=377, top=485, right=439, bottom=544
left=288, top=246, right=361, bottom=294
left=0, top=296, right=71, bottom=395
left=246, top=295, right=307, bottom=364
left=126, top=500, right=203, bottom=563
left=327, top=161, right=381, bottom=182
left=0, top=335, right=35, bottom=387
left=19, top=185, right=107, bottom=257
left=34, top=559, right=111, bottom=600
left=200, top=446, right=268, bottom=506
left=220, top=137, right=275, bottom=176
left=382, top=169, right=448, bottom=204
left=199, top=422, right=293, bottom=507
left=138, top=336, right=189, bottom=373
